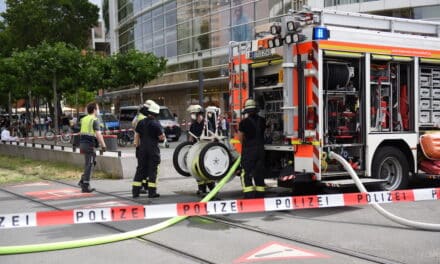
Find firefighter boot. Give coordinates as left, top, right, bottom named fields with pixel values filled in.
left=81, top=183, right=95, bottom=193
left=132, top=186, right=141, bottom=198
left=243, top=191, right=255, bottom=199
left=196, top=184, right=207, bottom=196
left=207, top=182, right=216, bottom=192
left=148, top=187, right=160, bottom=198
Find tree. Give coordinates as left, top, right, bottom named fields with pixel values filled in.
left=31, top=42, right=82, bottom=132
left=0, top=57, right=22, bottom=115
left=113, top=50, right=167, bottom=103
left=2, top=0, right=99, bottom=50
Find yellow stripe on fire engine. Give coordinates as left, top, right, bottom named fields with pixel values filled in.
left=291, top=139, right=320, bottom=146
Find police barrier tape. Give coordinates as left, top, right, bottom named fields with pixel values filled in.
left=1, top=187, right=439, bottom=229
left=0, top=157, right=241, bottom=255
left=16, top=128, right=135, bottom=141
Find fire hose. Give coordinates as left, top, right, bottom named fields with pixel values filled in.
left=0, top=157, right=241, bottom=255
left=329, top=151, right=440, bottom=231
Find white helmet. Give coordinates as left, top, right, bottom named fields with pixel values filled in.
left=186, top=104, right=203, bottom=114
left=147, top=101, right=160, bottom=115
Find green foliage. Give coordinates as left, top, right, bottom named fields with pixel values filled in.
left=2, top=0, right=99, bottom=50
left=0, top=57, right=22, bottom=110
left=113, top=49, right=167, bottom=103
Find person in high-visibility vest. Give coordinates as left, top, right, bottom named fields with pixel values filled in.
left=187, top=104, right=216, bottom=196
left=78, top=102, right=106, bottom=193
left=132, top=100, right=164, bottom=198
left=237, top=99, right=266, bottom=199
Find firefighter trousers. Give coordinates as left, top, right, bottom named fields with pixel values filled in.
left=241, top=147, right=265, bottom=198
left=132, top=152, right=160, bottom=197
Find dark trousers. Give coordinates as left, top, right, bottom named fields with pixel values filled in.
left=133, top=152, right=160, bottom=190
left=241, top=147, right=265, bottom=197
left=80, top=143, right=96, bottom=184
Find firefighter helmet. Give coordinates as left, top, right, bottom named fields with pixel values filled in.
left=243, top=99, right=258, bottom=113
left=147, top=100, right=160, bottom=115
left=186, top=104, right=203, bottom=114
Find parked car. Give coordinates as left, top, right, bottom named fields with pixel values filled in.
left=158, top=106, right=181, bottom=141
left=118, top=105, right=181, bottom=141
left=100, top=113, right=120, bottom=131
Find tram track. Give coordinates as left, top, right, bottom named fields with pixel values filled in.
left=7, top=178, right=407, bottom=264
left=0, top=186, right=214, bottom=264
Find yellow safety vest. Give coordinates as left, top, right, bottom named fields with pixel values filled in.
left=132, top=113, right=146, bottom=128
left=80, top=115, right=98, bottom=136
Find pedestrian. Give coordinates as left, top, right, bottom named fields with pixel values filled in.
left=220, top=114, right=229, bottom=137
left=187, top=104, right=216, bottom=196
left=237, top=99, right=266, bottom=199
left=78, top=102, right=106, bottom=193
left=132, top=100, right=164, bottom=198
left=1, top=125, right=18, bottom=142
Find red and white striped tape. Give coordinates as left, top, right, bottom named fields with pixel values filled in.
left=17, top=129, right=134, bottom=141
left=1, top=188, right=438, bottom=229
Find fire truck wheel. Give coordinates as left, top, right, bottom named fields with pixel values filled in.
left=172, top=141, right=194, bottom=177
left=199, top=142, right=232, bottom=180
left=372, top=146, right=409, bottom=191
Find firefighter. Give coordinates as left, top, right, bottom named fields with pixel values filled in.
left=187, top=105, right=216, bottom=196
left=237, top=99, right=266, bottom=199
left=132, top=100, right=164, bottom=198
left=132, top=101, right=153, bottom=193
left=78, top=102, right=106, bottom=193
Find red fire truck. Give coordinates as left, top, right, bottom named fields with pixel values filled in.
left=228, top=9, right=440, bottom=191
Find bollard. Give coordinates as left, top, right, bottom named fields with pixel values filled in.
left=50, top=145, right=54, bottom=150
left=61, top=146, right=64, bottom=151
left=41, top=144, right=44, bottom=149
left=118, top=151, right=121, bottom=158
left=32, top=143, right=35, bottom=148
left=73, top=146, right=76, bottom=152
left=24, top=142, right=27, bottom=147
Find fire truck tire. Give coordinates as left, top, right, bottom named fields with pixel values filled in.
left=172, top=141, right=194, bottom=177
left=199, top=142, right=232, bottom=180
left=372, top=146, right=409, bottom=191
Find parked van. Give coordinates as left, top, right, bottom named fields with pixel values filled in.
left=118, top=105, right=181, bottom=141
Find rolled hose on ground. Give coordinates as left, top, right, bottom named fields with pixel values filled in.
left=0, top=157, right=241, bottom=255
left=329, top=151, right=440, bottom=231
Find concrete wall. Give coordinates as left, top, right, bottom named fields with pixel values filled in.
left=0, top=144, right=132, bottom=179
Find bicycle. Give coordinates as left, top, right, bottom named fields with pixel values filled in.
left=45, top=126, right=72, bottom=144
left=117, top=130, right=134, bottom=147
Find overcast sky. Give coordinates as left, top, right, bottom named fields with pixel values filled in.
left=88, top=0, right=102, bottom=19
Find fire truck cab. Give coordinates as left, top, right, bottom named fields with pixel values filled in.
left=229, top=9, right=440, bottom=191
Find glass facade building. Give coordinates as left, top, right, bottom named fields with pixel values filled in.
left=106, top=0, right=440, bottom=117
left=106, top=0, right=306, bottom=115
left=115, top=0, right=299, bottom=73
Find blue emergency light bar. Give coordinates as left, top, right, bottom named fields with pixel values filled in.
left=313, top=26, right=330, bottom=40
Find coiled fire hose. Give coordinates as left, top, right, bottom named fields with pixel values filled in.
left=329, top=151, right=440, bottom=231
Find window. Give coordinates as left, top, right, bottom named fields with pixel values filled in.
left=177, top=21, right=192, bottom=40
left=166, top=43, right=178, bottom=57
left=178, top=38, right=192, bottom=55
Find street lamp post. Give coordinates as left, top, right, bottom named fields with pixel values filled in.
left=198, top=51, right=204, bottom=106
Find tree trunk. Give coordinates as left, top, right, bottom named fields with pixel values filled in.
left=52, top=74, right=59, bottom=134
left=8, top=91, right=12, bottom=117
left=139, top=84, right=144, bottom=104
